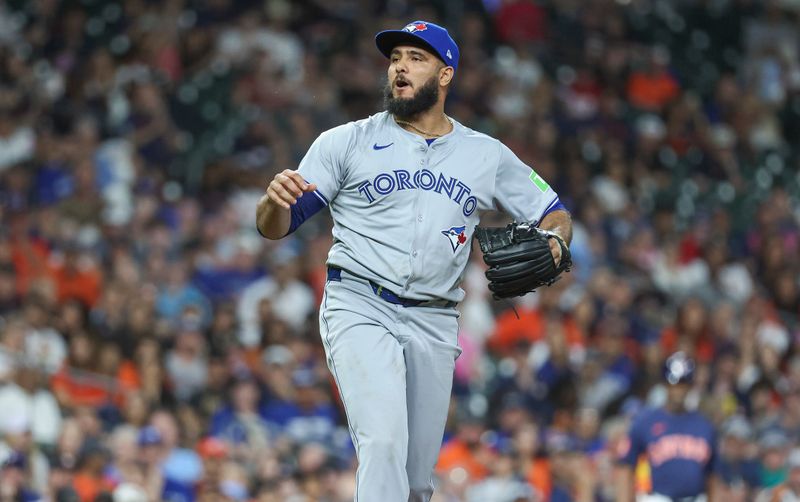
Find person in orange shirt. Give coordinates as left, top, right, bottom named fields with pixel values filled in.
left=96, top=341, right=140, bottom=408
left=8, top=215, right=50, bottom=298
left=52, top=332, right=109, bottom=409
left=436, top=408, right=495, bottom=483
left=659, top=297, right=714, bottom=364
left=513, top=421, right=552, bottom=500
left=47, top=244, right=102, bottom=308
left=72, top=440, right=114, bottom=502
left=51, top=332, right=138, bottom=410
left=626, top=47, right=680, bottom=112
left=487, top=305, right=545, bottom=355
left=488, top=307, right=585, bottom=357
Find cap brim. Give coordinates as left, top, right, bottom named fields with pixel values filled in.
left=375, top=31, right=446, bottom=64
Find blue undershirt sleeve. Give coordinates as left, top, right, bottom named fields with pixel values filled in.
left=284, top=190, right=327, bottom=236
left=541, top=199, right=569, bottom=220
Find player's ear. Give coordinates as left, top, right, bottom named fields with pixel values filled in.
left=439, top=65, right=453, bottom=88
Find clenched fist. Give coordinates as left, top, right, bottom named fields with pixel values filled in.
left=266, top=169, right=317, bottom=209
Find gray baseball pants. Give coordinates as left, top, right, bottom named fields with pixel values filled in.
left=319, top=268, right=461, bottom=502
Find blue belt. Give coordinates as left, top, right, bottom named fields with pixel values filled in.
left=327, top=267, right=457, bottom=309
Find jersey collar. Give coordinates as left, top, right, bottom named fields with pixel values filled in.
left=386, top=111, right=458, bottom=147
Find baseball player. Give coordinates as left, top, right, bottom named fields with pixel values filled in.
left=616, top=351, right=718, bottom=502
left=256, top=20, right=572, bottom=501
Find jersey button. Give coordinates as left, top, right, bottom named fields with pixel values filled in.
left=412, top=250, right=418, bottom=257
left=417, top=215, right=423, bottom=222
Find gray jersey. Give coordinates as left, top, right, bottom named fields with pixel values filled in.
left=298, top=111, right=560, bottom=302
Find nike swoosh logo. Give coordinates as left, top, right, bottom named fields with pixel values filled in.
left=373, top=142, right=393, bottom=150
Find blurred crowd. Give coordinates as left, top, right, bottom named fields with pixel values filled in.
left=0, top=0, right=799, bottom=501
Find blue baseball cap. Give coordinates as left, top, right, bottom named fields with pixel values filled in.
left=2, top=451, right=26, bottom=469
left=138, top=426, right=163, bottom=447
left=375, top=20, right=459, bottom=72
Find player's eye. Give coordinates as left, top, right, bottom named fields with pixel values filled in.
left=412, top=56, right=421, bottom=61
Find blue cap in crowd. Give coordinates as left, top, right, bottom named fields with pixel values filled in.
left=138, top=426, right=163, bottom=447
left=375, top=20, right=459, bottom=72
left=2, top=451, right=26, bottom=469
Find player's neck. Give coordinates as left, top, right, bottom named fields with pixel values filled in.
left=665, top=402, right=686, bottom=414
left=394, top=107, right=451, bottom=139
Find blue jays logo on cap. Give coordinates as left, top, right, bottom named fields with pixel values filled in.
left=403, top=22, right=428, bottom=33
left=376, top=20, right=460, bottom=72
left=442, top=225, right=467, bottom=253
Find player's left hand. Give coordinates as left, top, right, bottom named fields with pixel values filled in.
left=474, top=222, right=572, bottom=299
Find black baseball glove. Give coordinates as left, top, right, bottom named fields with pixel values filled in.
left=474, top=221, right=572, bottom=299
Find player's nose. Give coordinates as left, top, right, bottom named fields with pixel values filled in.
left=393, top=58, right=409, bottom=74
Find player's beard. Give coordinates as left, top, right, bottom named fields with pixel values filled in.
left=384, top=75, right=439, bottom=120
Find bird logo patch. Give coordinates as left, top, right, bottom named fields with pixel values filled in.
left=442, top=225, right=467, bottom=253
left=403, top=22, right=428, bottom=33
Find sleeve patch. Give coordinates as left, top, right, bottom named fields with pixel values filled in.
left=529, top=170, right=550, bottom=193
